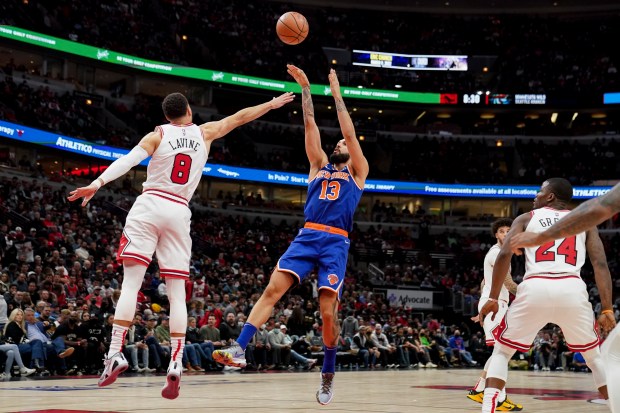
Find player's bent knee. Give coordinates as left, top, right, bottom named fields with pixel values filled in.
left=486, top=344, right=514, bottom=382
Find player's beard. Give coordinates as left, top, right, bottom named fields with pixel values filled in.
left=329, top=152, right=350, bottom=164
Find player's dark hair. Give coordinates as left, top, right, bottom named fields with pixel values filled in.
left=546, top=177, right=573, bottom=202
left=491, top=218, right=513, bottom=236
left=162, top=93, right=189, bottom=120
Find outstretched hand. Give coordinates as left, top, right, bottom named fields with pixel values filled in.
left=287, top=64, right=310, bottom=88
left=328, top=68, right=341, bottom=97
left=67, top=183, right=99, bottom=206
left=510, top=232, right=544, bottom=255
left=270, top=92, right=295, bottom=109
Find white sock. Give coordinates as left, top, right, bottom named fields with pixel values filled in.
left=170, top=337, right=186, bottom=364
left=482, top=388, right=501, bottom=413
left=474, top=376, right=486, bottom=392
left=499, top=387, right=506, bottom=403
left=107, top=324, right=128, bottom=358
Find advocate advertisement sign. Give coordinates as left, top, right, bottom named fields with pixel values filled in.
left=387, top=289, right=434, bottom=309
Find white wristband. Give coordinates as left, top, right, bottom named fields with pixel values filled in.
left=91, top=178, right=103, bottom=190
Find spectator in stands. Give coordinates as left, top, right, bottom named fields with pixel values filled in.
left=351, top=326, right=371, bottom=368
left=77, top=312, right=106, bottom=374
left=449, top=330, right=477, bottom=367
left=24, top=308, right=73, bottom=373
left=185, top=316, right=213, bottom=369
left=341, top=311, right=359, bottom=339
left=0, top=341, right=36, bottom=378
left=267, top=323, right=291, bottom=369
left=280, top=326, right=317, bottom=369
left=219, top=312, right=241, bottom=345
left=52, top=311, right=85, bottom=374
left=3, top=308, right=45, bottom=371
left=370, top=324, right=396, bottom=368
left=124, top=317, right=151, bottom=373
left=245, top=323, right=271, bottom=371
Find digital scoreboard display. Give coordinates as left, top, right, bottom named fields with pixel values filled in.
left=353, top=50, right=468, bottom=71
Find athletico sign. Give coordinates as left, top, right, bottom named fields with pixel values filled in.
left=387, top=289, right=434, bottom=310
left=0, top=120, right=612, bottom=199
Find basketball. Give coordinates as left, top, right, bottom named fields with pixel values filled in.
left=276, top=12, right=309, bottom=45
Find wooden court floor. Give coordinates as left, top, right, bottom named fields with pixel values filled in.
left=0, top=368, right=610, bottom=413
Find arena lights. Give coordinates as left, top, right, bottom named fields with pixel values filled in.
left=0, top=120, right=611, bottom=200
left=0, top=25, right=441, bottom=105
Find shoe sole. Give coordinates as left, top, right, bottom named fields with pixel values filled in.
left=161, top=372, right=181, bottom=400
left=316, top=391, right=334, bottom=405
left=98, top=362, right=128, bottom=387
left=212, top=352, right=246, bottom=368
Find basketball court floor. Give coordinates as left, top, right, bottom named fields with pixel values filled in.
left=0, top=369, right=609, bottom=413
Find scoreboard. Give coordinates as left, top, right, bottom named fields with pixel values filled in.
left=352, top=50, right=468, bottom=71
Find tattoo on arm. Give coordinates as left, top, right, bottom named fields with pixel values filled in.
left=302, top=86, right=314, bottom=123
left=335, top=98, right=346, bottom=112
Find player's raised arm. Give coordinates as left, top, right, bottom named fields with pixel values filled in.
left=200, top=92, right=294, bottom=142
left=328, top=69, right=369, bottom=183
left=67, top=131, right=160, bottom=206
left=287, top=64, right=327, bottom=178
left=584, top=226, right=616, bottom=333
left=511, top=183, right=620, bottom=251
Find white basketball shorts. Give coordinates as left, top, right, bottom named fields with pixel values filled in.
left=117, top=192, right=192, bottom=279
left=479, top=297, right=508, bottom=346
left=493, top=275, right=599, bottom=352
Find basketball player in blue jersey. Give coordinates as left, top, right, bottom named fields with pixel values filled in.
left=213, top=65, right=369, bottom=405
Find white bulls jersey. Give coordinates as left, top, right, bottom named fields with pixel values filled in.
left=524, top=207, right=587, bottom=279
left=142, top=123, right=208, bottom=204
left=482, top=244, right=510, bottom=302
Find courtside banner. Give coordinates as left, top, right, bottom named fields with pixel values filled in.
left=387, top=289, right=434, bottom=309
left=0, top=120, right=611, bottom=199
left=0, top=25, right=440, bottom=104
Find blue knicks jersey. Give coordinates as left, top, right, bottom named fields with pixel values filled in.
left=305, top=164, right=363, bottom=232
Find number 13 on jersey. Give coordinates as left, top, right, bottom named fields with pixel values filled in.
left=319, top=180, right=341, bottom=200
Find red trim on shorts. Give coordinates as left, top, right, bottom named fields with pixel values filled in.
left=143, top=189, right=189, bottom=204
left=523, top=274, right=581, bottom=281
left=118, top=256, right=149, bottom=267
left=160, top=268, right=190, bottom=276
left=161, top=273, right=189, bottom=279
left=120, top=252, right=152, bottom=266
left=486, top=340, right=495, bottom=347
left=493, top=315, right=531, bottom=352
left=567, top=321, right=600, bottom=352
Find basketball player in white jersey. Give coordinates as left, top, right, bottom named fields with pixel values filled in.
left=467, top=218, right=523, bottom=411
left=68, top=91, right=294, bottom=398
left=510, top=182, right=619, bottom=413
left=479, top=178, right=615, bottom=413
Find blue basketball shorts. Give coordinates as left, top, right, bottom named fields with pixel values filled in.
left=277, top=227, right=350, bottom=298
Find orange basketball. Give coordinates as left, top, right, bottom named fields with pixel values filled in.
left=276, top=12, right=309, bottom=45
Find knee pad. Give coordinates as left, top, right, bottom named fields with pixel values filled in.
left=486, top=344, right=515, bottom=383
